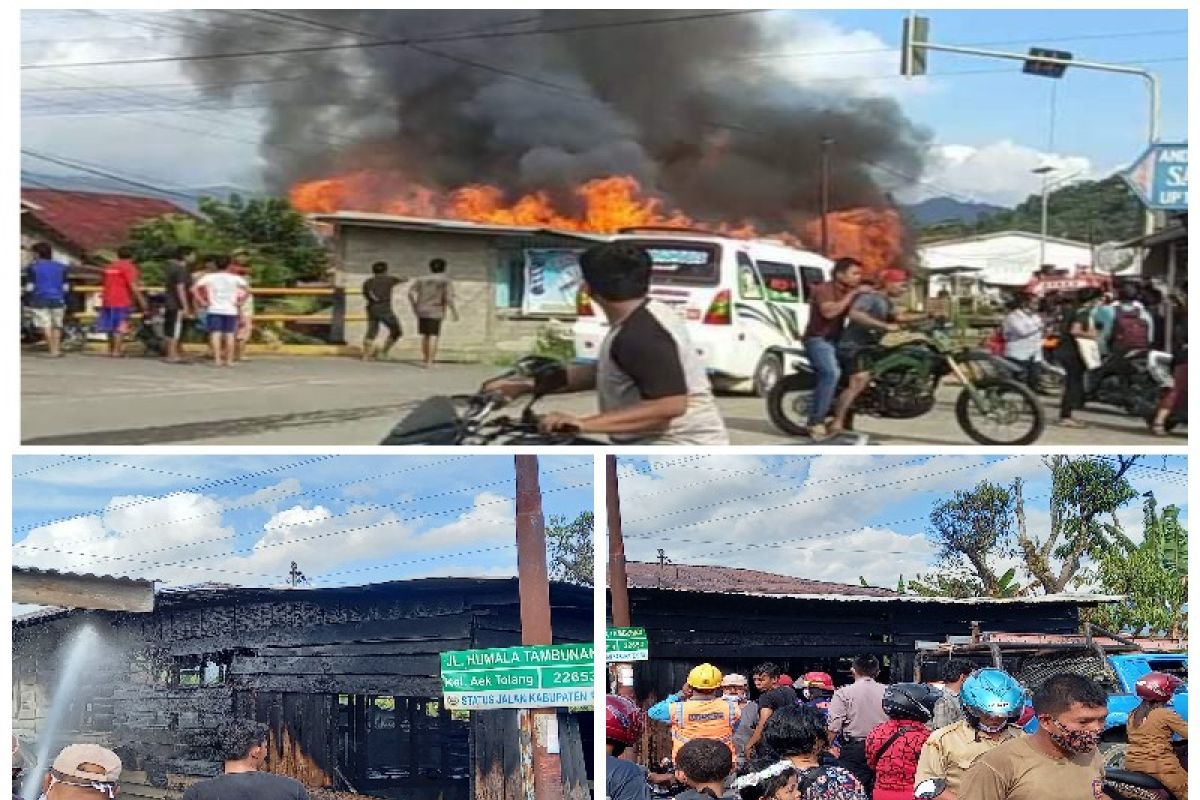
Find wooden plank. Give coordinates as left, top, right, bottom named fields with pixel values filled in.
left=158, top=615, right=473, bottom=654
left=236, top=674, right=441, bottom=696
left=229, top=654, right=440, bottom=677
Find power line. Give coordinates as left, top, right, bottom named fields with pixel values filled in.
left=14, top=480, right=592, bottom=576
left=13, top=457, right=588, bottom=548
left=21, top=11, right=771, bottom=70
left=11, top=455, right=338, bottom=534
left=623, top=457, right=1022, bottom=528
left=21, top=149, right=201, bottom=201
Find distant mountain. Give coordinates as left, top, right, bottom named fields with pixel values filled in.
left=904, top=196, right=1007, bottom=226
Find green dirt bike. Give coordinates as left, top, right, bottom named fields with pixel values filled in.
left=766, top=321, right=1046, bottom=445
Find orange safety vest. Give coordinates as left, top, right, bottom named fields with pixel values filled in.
left=668, top=697, right=740, bottom=757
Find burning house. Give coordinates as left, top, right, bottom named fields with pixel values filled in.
left=12, top=577, right=593, bottom=800
left=166, top=11, right=927, bottom=355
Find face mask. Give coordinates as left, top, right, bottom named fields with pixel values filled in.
left=1045, top=717, right=1102, bottom=754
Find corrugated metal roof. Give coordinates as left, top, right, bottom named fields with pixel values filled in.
left=624, top=561, right=897, bottom=597
left=309, top=211, right=607, bottom=242
left=20, top=188, right=191, bottom=252
left=12, top=566, right=157, bottom=587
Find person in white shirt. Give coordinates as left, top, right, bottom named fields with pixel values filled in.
left=1001, top=292, right=1045, bottom=392
left=192, top=255, right=249, bottom=367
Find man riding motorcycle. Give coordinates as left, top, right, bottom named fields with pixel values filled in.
left=828, top=269, right=924, bottom=435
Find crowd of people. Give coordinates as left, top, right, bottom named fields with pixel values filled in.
left=11, top=719, right=308, bottom=800
left=22, top=245, right=461, bottom=369
left=996, top=280, right=1187, bottom=433
left=23, top=244, right=256, bottom=366
left=606, top=658, right=1188, bottom=800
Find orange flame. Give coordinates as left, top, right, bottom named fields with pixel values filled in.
left=290, top=172, right=905, bottom=272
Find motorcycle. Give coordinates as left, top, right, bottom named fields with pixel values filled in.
left=1083, top=349, right=1158, bottom=418
left=380, top=356, right=604, bottom=446
left=1145, top=350, right=1186, bottom=433
left=766, top=321, right=1045, bottom=446
left=1102, top=770, right=1178, bottom=800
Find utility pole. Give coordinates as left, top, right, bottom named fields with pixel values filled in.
left=607, top=456, right=630, bottom=630
left=819, top=136, right=833, bottom=256
left=514, top=456, right=564, bottom=800
left=606, top=456, right=637, bottom=705
left=901, top=13, right=1160, bottom=235
left=1033, top=165, right=1055, bottom=268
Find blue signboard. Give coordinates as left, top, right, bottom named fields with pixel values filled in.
left=1121, top=143, right=1188, bottom=211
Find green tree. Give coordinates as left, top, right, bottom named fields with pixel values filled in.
left=924, top=481, right=1015, bottom=596
left=1014, top=456, right=1139, bottom=593
left=1094, top=496, right=1188, bottom=637
left=546, top=511, right=593, bottom=586
left=126, top=194, right=328, bottom=287
left=918, top=175, right=1143, bottom=244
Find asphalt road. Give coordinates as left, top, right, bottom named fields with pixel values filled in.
left=21, top=353, right=1182, bottom=446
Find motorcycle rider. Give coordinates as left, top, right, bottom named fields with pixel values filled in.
left=606, top=695, right=652, bottom=800
left=801, top=256, right=867, bottom=440
left=828, top=269, right=923, bottom=436
left=647, top=663, right=742, bottom=759
left=484, top=241, right=729, bottom=445
left=1089, top=282, right=1153, bottom=395
left=958, top=673, right=1107, bottom=800
left=914, top=668, right=1025, bottom=800
left=1123, top=672, right=1187, bottom=800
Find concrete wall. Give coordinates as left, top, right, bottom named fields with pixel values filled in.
left=337, top=225, right=577, bottom=360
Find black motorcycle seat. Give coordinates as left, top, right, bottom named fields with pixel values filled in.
left=1105, top=770, right=1168, bottom=790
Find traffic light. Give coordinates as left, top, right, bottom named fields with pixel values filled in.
left=1023, top=47, right=1072, bottom=78
left=901, top=15, right=930, bottom=77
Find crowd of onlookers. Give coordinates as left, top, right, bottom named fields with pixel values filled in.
left=993, top=280, right=1187, bottom=432
left=606, top=657, right=1187, bottom=800
left=23, top=244, right=460, bottom=370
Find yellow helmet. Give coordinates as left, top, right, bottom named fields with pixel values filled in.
left=687, top=663, right=723, bottom=691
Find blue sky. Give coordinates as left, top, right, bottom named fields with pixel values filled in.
left=19, top=8, right=1187, bottom=206
left=617, top=454, right=1188, bottom=590
left=12, top=455, right=593, bottom=591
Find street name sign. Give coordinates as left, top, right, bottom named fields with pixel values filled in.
left=606, top=627, right=650, bottom=663
left=1122, top=143, right=1188, bottom=211
left=440, top=643, right=594, bottom=711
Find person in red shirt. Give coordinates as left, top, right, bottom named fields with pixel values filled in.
left=94, top=246, right=147, bottom=358
left=866, top=683, right=936, bottom=800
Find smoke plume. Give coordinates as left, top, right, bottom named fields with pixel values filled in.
left=181, top=10, right=931, bottom=230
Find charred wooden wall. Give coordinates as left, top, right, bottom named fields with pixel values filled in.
left=625, top=589, right=1090, bottom=698
left=12, top=579, right=593, bottom=799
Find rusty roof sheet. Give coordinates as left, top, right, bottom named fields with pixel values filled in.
left=624, top=561, right=897, bottom=597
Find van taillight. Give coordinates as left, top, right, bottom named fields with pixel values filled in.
left=576, top=289, right=594, bottom=317
left=702, top=290, right=732, bottom=325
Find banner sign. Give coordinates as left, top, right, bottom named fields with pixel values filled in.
left=440, top=643, right=594, bottom=711
left=522, top=249, right=583, bottom=315
left=1121, top=143, right=1188, bottom=211
left=606, top=627, right=650, bottom=663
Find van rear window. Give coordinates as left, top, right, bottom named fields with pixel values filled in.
left=634, top=242, right=721, bottom=287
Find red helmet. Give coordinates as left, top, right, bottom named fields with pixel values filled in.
left=802, top=672, right=835, bottom=691
left=1135, top=672, right=1184, bottom=703
left=606, top=695, right=644, bottom=745
left=777, top=674, right=794, bottom=687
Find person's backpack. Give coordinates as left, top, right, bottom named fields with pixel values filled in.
left=1112, top=306, right=1150, bottom=352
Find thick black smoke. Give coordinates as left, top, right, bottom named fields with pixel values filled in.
left=182, top=10, right=931, bottom=229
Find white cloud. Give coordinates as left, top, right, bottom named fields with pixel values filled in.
left=902, top=140, right=1095, bottom=206
left=13, top=489, right=518, bottom=589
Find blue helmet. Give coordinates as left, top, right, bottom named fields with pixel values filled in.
left=960, top=668, right=1025, bottom=720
